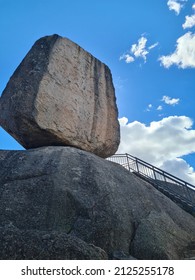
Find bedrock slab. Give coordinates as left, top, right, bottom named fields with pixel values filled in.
left=0, top=147, right=195, bottom=259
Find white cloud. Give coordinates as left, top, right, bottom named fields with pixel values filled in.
left=167, top=0, right=187, bottom=15
left=162, top=95, right=180, bottom=105
left=183, top=15, right=195, bottom=28
left=119, top=54, right=135, bottom=63
left=120, top=36, right=158, bottom=64
left=148, top=42, right=159, bottom=50
left=183, top=4, right=195, bottom=29
left=157, top=105, right=163, bottom=111
left=160, top=158, right=195, bottom=183
left=159, top=32, right=195, bottom=68
left=117, top=116, right=195, bottom=184
left=131, top=37, right=149, bottom=62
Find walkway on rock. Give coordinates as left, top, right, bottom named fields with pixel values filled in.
left=107, top=154, right=195, bottom=216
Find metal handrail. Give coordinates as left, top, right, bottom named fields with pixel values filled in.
left=107, top=153, right=195, bottom=212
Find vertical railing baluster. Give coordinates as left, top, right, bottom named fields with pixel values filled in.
left=126, top=154, right=131, bottom=172
left=153, top=167, right=157, bottom=180
left=135, top=158, right=139, bottom=173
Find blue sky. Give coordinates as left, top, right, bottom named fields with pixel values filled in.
left=1, top=0, right=195, bottom=183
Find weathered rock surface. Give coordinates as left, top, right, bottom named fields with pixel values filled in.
left=0, top=35, right=119, bottom=158
left=131, top=211, right=192, bottom=260
left=0, top=146, right=195, bottom=260
left=0, top=225, right=107, bottom=260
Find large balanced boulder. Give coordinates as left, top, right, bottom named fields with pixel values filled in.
left=0, top=34, right=120, bottom=158
left=0, top=146, right=195, bottom=260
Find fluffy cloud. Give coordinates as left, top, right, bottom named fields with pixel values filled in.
left=183, top=4, right=195, bottom=29
left=167, top=0, right=187, bottom=15
left=131, top=36, right=149, bottom=62
left=120, top=36, right=158, bottom=64
left=117, top=116, right=195, bottom=184
left=157, top=105, right=163, bottom=111
left=183, top=14, right=195, bottom=29
left=119, top=54, right=134, bottom=63
left=159, top=32, right=195, bottom=68
left=162, top=95, right=180, bottom=105
left=160, top=158, right=195, bottom=183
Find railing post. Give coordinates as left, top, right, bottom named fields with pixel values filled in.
left=126, top=153, right=131, bottom=172
left=153, top=167, right=157, bottom=180
left=135, top=158, right=139, bottom=173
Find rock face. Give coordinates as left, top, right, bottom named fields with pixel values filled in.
left=0, top=225, right=107, bottom=260
left=0, top=35, right=120, bottom=158
left=0, top=146, right=195, bottom=260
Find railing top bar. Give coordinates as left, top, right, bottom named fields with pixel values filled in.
left=109, top=153, right=195, bottom=190
left=109, top=154, right=129, bottom=158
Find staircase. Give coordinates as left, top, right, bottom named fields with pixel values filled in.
left=107, top=154, right=195, bottom=216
